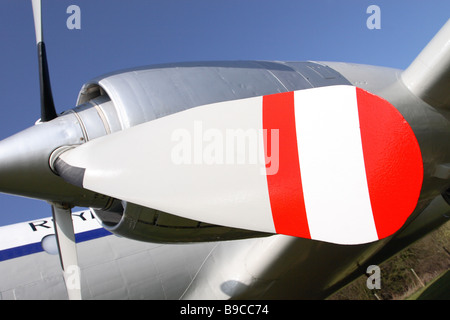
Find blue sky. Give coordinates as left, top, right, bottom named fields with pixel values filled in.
left=0, top=0, right=448, bottom=226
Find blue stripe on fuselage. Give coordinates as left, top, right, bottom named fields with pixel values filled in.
left=0, top=228, right=111, bottom=262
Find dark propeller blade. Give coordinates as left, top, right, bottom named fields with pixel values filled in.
left=37, top=41, right=57, bottom=121
left=32, top=0, right=57, bottom=122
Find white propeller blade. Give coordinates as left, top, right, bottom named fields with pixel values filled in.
left=51, top=205, right=81, bottom=300
left=54, top=85, right=423, bottom=245
left=31, top=0, right=43, bottom=44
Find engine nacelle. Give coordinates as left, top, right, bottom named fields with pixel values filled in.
left=75, top=61, right=351, bottom=131
left=69, top=61, right=352, bottom=242
left=92, top=201, right=269, bottom=243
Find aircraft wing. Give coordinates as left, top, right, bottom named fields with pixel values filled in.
left=401, top=19, right=450, bottom=109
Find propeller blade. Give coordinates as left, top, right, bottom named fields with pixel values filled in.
left=31, top=0, right=57, bottom=122
left=53, top=85, right=423, bottom=245
left=51, top=204, right=82, bottom=300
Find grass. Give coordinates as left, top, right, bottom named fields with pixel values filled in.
left=407, top=270, right=450, bottom=300
left=328, top=220, right=450, bottom=300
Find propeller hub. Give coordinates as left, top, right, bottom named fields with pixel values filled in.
left=0, top=112, right=109, bottom=208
